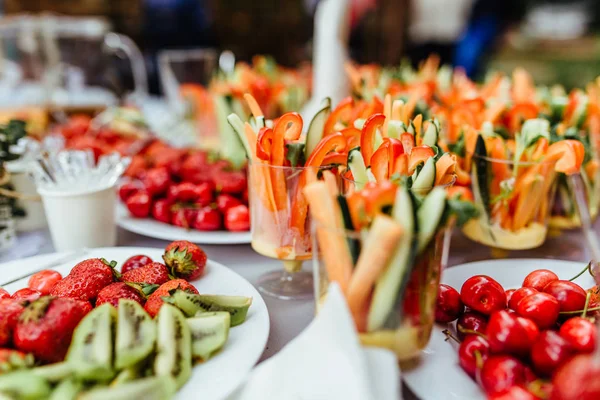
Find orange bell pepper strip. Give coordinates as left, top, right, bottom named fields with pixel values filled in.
left=531, top=137, right=549, bottom=161
left=412, top=114, right=423, bottom=138
left=392, top=153, right=409, bottom=176
left=544, top=140, right=585, bottom=175
left=340, top=127, right=362, bottom=149
left=506, top=102, right=538, bottom=134
left=454, top=163, right=472, bottom=186
left=322, top=151, right=348, bottom=166
left=270, top=113, right=303, bottom=211
left=434, top=153, right=457, bottom=185
left=383, top=94, right=392, bottom=136
left=323, top=97, right=354, bottom=135
left=363, top=96, right=384, bottom=117
left=290, top=132, right=347, bottom=237
left=512, top=67, right=535, bottom=104
left=408, top=145, right=436, bottom=173
left=360, top=113, right=386, bottom=166
left=400, top=132, right=415, bottom=154
left=256, top=127, right=273, bottom=161
left=360, top=181, right=398, bottom=216
left=447, top=186, right=474, bottom=202
left=370, top=138, right=404, bottom=181
left=244, top=93, right=264, bottom=117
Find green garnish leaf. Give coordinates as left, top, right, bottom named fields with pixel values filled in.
left=285, top=142, right=306, bottom=168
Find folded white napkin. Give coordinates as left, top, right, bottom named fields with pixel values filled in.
left=301, top=0, right=351, bottom=122
left=229, top=283, right=401, bottom=400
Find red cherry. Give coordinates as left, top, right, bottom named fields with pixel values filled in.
left=460, top=275, right=507, bottom=315
left=487, top=310, right=539, bottom=355
left=458, top=335, right=490, bottom=378
left=517, top=292, right=560, bottom=330
left=508, top=287, right=538, bottom=311
left=193, top=207, right=222, bottom=231
left=522, top=269, right=559, bottom=291
left=531, top=331, right=574, bottom=376
left=487, top=386, right=537, bottom=400
left=551, top=354, right=600, bottom=400
left=224, top=205, right=250, bottom=232
left=544, top=280, right=587, bottom=313
left=505, top=289, right=516, bottom=304
left=477, top=355, right=527, bottom=396
left=435, top=284, right=464, bottom=323
left=559, top=317, right=597, bottom=353
left=28, top=270, right=62, bottom=295
left=216, top=194, right=243, bottom=214
left=0, top=288, right=10, bottom=299
left=121, top=254, right=153, bottom=274
left=12, top=288, right=42, bottom=302
left=456, top=311, right=488, bottom=341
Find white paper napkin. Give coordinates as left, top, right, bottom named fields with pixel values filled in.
left=301, top=0, right=351, bottom=122
left=228, top=283, right=401, bottom=400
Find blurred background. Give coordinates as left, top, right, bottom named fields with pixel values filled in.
left=2, top=0, right=600, bottom=96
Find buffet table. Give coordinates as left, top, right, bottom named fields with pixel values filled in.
left=5, top=221, right=597, bottom=399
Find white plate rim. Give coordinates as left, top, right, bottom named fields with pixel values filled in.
left=402, top=258, right=595, bottom=400
left=1, top=246, right=269, bottom=400
left=116, top=204, right=252, bottom=245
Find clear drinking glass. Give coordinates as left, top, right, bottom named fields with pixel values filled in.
left=248, top=162, right=325, bottom=300
left=312, top=219, right=453, bottom=361
left=461, top=154, right=558, bottom=250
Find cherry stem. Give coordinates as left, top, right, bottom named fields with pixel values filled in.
left=442, top=329, right=461, bottom=344
left=568, top=261, right=596, bottom=282
left=560, top=305, right=600, bottom=315
left=582, top=291, right=592, bottom=318
left=474, top=350, right=484, bottom=370
left=457, top=325, right=487, bottom=339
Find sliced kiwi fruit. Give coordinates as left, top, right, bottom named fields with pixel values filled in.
left=0, top=371, right=51, bottom=399
left=188, top=312, right=231, bottom=361
left=154, top=304, right=192, bottom=389
left=168, top=290, right=251, bottom=326
left=49, top=378, right=83, bottom=400
left=111, top=367, right=140, bottom=386
left=115, top=299, right=156, bottom=370
left=66, top=303, right=116, bottom=382
left=79, top=375, right=176, bottom=400
left=31, top=361, right=73, bottom=382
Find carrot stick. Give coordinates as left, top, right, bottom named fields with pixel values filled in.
left=244, top=93, right=264, bottom=117
left=346, top=215, right=403, bottom=329
left=392, top=100, right=404, bottom=121
left=383, top=94, right=392, bottom=137
left=322, top=170, right=339, bottom=197
left=413, top=114, right=423, bottom=138
left=243, top=123, right=258, bottom=159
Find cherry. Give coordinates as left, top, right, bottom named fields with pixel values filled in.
left=487, top=310, right=539, bottom=356
left=505, top=289, right=516, bottom=304
left=559, top=317, right=597, bottom=353
left=460, top=275, right=507, bottom=315
left=435, top=284, right=464, bottom=323
left=457, top=311, right=489, bottom=341
left=522, top=269, right=559, bottom=291
left=121, top=254, right=153, bottom=274
left=508, top=287, right=538, bottom=311
left=517, top=292, right=560, bottom=330
left=552, top=354, right=600, bottom=400
left=543, top=280, right=587, bottom=313
left=477, top=355, right=527, bottom=396
left=531, top=331, right=574, bottom=376
left=487, top=386, right=537, bottom=400
left=458, top=335, right=490, bottom=378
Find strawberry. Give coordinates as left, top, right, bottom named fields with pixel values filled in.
left=14, top=297, right=92, bottom=363
left=0, top=299, right=26, bottom=346
left=12, top=288, right=42, bottom=302
left=162, top=240, right=207, bottom=281
left=50, top=258, right=118, bottom=302
left=144, top=279, right=198, bottom=318
left=0, top=288, right=10, bottom=300
left=0, top=348, right=34, bottom=373
left=121, top=262, right=170, bottom=285
left=95, top=282, right=156, bottom=308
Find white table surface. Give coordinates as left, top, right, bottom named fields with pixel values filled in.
left=2, top=222, right=597, bottom=399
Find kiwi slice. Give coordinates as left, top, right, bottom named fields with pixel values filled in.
left=115, top=299, right=156, bottom=370
left=49, top=379, right=83, bottom=400
left=31, top=361, right=73, bottom=382
left=67, top=303, right=116, bottom=382
left=188, top=312, right=231, bottom=361
left=154, top=304, right=192, bottom=389
left=168, top=290, right=251, bottom=327
left=0, top=371, right=51, bottom=399
left=163, top=289, right=207, bottom=317
left=111, top=367, right=140, bottom=386
left=79, top=376, right=176, bottom=400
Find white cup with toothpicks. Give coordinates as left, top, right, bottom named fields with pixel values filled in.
left=31, top=150, right=129, bottom=252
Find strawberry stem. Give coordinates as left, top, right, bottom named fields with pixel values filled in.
left=568, top=261, right=595, bottom=282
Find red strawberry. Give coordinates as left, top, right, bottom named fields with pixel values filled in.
left=14, top=297, right=92, bottom=363
left=0, top=348, right=34, bottom=373
left=144, top=279, right=199, bottom=318
left=96, top=282, right=155, bottom=308
left=0, top=299, right=26, bottom=346
left=50, top=258, right=118, bottom=302
left=162, top=240, right=207, bottom=281
left=0, top=288, right=10, bottom=300
left=12, top=288, right=41, bottom=302
left=121, top=262, right=170, bottom=285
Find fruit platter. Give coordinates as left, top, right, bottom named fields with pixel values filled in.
left=403, top=259, right=598, bottom=400
left=0, top=242, right=269, bottom=400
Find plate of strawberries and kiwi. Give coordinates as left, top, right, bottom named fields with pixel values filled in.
left=401, top=259, right=599, bottom=400
left=118, top=141, right=252, bottom=245
left=0, top=241, right=269, bottom=400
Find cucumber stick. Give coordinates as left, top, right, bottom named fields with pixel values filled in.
left=411, top=157, right=435, bottom=194
left=227, top=114, right=252, bottom=159
left=422, top=122, right=438, bottom=147
left=367, top=186, right=415, bottom=332
left=305, top=104, right=331, bottom=157
left=416, top=187, right=447, bottom=253
left=214, top=96, right=245, bottom=167
left=348, top=148, right=369, bottom=189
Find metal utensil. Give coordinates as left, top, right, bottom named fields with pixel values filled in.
left=0, top=248, right=89, bottom=286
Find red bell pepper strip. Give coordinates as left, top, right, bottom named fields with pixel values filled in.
left=256, top=127, right=273, bottom=161
left=341, top=127, right=361, bottom=150
left=400, top=132, right=415, bottom=154
left=370, top=138, right=403, bottom=181
left=270, top=113, right=303, bottom=211
left=360, top=181, right=398, bottom=216
left=322, top=152, right=348, bottom=166
left=360, top=113, right=386, bottom=166
left=505, top=102, right=538, bottom=134
left=392, top=153, right=409, bottom=176
left=408, top=145, right=436, bottom=173
left=323, top=97, right=354, bottom=136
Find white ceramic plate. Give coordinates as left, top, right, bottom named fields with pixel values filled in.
left=402, top=259, right=596, bottom=400
left=117, top=204, right=252, bottom=245
left=2, top=247, right=269, bottom=400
